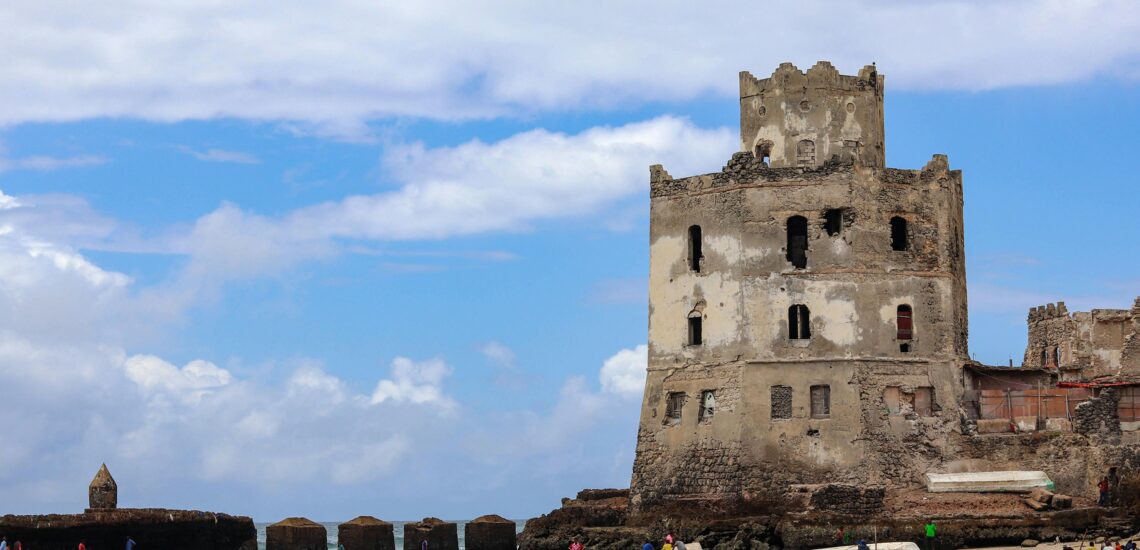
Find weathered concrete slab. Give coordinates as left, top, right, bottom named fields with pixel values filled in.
left=338, top=516, right=394, bottom=550
left=464, top=515, right=516, bottom=550
left=403, top=518, right=457, bottom=550
left=267, top=517, right=326, bottom=550
left=1046, top=418, right=1073, bottom=432
left=926, top=471, right=1054, bottom=493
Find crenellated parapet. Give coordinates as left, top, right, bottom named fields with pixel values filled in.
left=739, top=61, right=885, bottom=170
left=1028, top=301, right=1070, bottom=323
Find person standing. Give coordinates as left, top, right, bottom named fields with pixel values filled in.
left=1098, top=477, right=1111, bottom=505
left=569, top=537, right=584, bottom=550
left=1, top=535, right=8, bottom=550
left=79, top=540, right=88, bottom=550
left=642, top=539, right=655, bottom=550
left=924, top=521, right=937, bottom=550
left=126, top=535, right=137, bottom=550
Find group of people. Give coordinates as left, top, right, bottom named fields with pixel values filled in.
left=0, top=536, right=136, bottom=549
left=1066, top=540, right=1138, bottom=550
left=569, top=532, right=688, bottom=550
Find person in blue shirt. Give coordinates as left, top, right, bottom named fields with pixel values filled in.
left=1, top=535, right=8, bottom=550
left=642, top=540, right=654, bottom=550
left=126, top=535, right=137, bottom=550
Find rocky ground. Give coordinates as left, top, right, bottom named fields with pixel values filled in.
left=519, top=488, right=1135, bottom=550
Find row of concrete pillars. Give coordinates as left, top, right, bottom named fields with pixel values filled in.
left=266, top=515, right=517, bottom=550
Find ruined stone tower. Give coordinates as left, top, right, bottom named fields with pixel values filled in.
left=630, top=61, right=969, bottom=513
left=88, top=463, right=117, bottom=510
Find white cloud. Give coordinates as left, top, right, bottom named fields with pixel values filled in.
left=124, top=355, right=232, bottom=402
left=599, top=345, right=647, bottom=398
left=176, top=147, right=260, bottom=164
left=171, top=116, right=730, bottom=278
left=0, top=154, right=107, bottom=173
left=3, top=1, right=1138, bottom=128
left=370, top=356, right=456, bottom=409
left=480, top=341, right=516, bottom=368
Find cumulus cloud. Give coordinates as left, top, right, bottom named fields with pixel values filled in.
left=172, top=116, right=730, bottom=279
left=3, top=1, right=1138, bottom=128
left=599, top=345, right=647, bottom=398
left=370, top=356, right=455, bottom=409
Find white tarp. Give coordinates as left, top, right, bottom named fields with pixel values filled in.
left=925, top=470, right=1054, bottom=493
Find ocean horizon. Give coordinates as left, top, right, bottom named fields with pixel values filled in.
left=255, top=519, right=528, bottom=550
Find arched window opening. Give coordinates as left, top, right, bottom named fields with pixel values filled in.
left=797, top=139, right=816, bottom=166
left=789, top=304, right=811, bottom=340
left=687, top=310, right=703, bottom=346
left=688, top=225, right=702, bottom=272
left=786, top=216, right=808, bottom=269
left=890, top=217, right=908, bottom=251
left=1053, top=346, right=1060, bottom=366
left=1040, top=348, right=1048, bottom=366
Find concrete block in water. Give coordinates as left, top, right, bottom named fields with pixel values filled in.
left=267, top=517, right=327, bottom=550
left=403, top=517, right=458, bottom=550
left=339, top=516, right=394, bottom=550
left=464, top=515, right=516, bottom=550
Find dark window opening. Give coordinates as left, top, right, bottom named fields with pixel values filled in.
left=688, top=225, right=702, bottom=272
left=1040, top=348, right=1048, bottom=366
left=786, top=215, right=808, bottom=269
left=699, top=390, right=716, bottom=423
left=1053, top=346, right=1060, bottom=366
left=810, top=385, right=831, bottom=418
left=664, top=392, right=685, bottom=426
left=805, top=428, right=820, bottom=437
left=688, top=315, right=703, bottom=346
left=755, top=143, right=772, bottom=166
left=897, top=304, right=913, bottom=340
left=900, top=343, right=910, bottom=353
left=890, top=217, right=908, bottom=251
left=825, top=209, right=844, bottom=236
left=788, top=304, right=811, bottom=340
left=771, top=385, right=792, bottom=419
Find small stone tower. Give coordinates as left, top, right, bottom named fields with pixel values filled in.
left=88, top=463, right=117, bottom=510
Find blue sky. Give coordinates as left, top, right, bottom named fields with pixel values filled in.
left=1, top=0, right=1138, bottom=523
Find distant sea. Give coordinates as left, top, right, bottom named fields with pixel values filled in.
left=255, top=520, right=527, bottom=550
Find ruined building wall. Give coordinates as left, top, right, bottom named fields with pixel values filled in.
left=1024, top=299, right=1140, bottom=379
left=739, top=62, right=885, bottom=169
left=630, top=63, right=969, bottom=513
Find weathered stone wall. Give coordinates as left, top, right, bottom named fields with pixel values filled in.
left=806, top=484, right=885, bottom=515
left=1075, top=389, right=1122, bottom=437
left=0, top=509, right=256, bottom=550
left=739, top=61, right=884, bottom=169
left=634, top=73, right=969, bottom=509
left=1024, top=299, right=1140, bottom=378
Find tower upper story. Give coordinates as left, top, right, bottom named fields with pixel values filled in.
left=740, top=61, right=884, bottom=169
left=648, top=62, right=968, bottom=366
